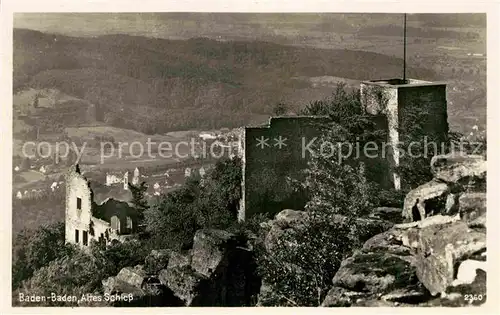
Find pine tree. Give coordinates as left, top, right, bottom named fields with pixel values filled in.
left=128, top=182, right=148, bottom=227
left=33, top=93, right=40, bottom=108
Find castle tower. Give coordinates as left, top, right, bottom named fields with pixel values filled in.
left=360, top=78, right=448, bottom=190
left=132, top=167, right=140, bottom=185
left=123, top=171, right=129, bottom=190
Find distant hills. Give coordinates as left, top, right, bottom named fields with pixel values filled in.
left=14, top=28, right=437, bottom=134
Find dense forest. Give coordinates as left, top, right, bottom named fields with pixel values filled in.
left=14, top=28, right=436, bottom=134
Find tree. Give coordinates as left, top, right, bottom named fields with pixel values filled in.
left=143, top=157, right=242, bottom=250
left=33, top=93, right=40, bottom=108
left=195, top=157, right=242, bottom=226
left=128, top=181, right=148, bottom=227
left=12, top=222, right=75, bottom=289
left=21, top=157, right=31, bottom=170
left=272, top=102, right=288, bottom=116
left=15, top=239, right=149, bottom=306
left=256, top=214, right=352, bottom=306
left=144, top=177, right=201, bottom=250
left=255, top=84, right=386, bottom=306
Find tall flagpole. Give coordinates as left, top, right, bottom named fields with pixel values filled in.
left=403, top=13, right=407, bottom=83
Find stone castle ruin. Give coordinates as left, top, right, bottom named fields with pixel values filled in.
left=238, top=78, right=448, bottom=221
left=360, top=79, right=448, bottom=190
left=238, top=116, right=330, bottom=221
left=64, top=78, right=449, bottom=244
left=65, top=164, right=139, bottom=249
left=65, top=162, right=213, bottom=248
left=105, top=167, right=141, bottom=189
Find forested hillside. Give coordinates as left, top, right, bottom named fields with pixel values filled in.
left=14, top=28, right=436, bottom=133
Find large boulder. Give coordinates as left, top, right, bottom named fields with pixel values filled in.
left=403, top=179, right=450, bottom=221
left=191, top=229, right=235, bottom=277
left=144, top=249, right=172, bottom=275
left=458, top=193, right=486, bottom=224
left=407, top=219, right=486, bottom=296
left=430, top=154, right=486, bottom=189
left=264, top=209, right=393, bottom=252
left=331, top=250, right=418, bottom=294
left=115, top=265, right=147, bottom=288
left=102, top=276, right=144, bottom=297
left=168, top=251, right=192, bottom=269
left=369, top=207, right=404, bottom=224
left=158, top=265, right=205, bottom=306
left=159, top=229, right=260, bottom=306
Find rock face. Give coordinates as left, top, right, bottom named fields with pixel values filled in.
left=459, top=193, right=486, bottom=223
left=403, top=155, right=487, bottom=222
left=144, top=249, right=172, bottom=275
left=322, top=213, right=486, bottom=307
left=431, top=154, right=486, bottom=185
left=157, top=229, right=260, bottom=306
left=322, top=153, right=487, bottom=307
left=116, top=266, right=147, bottom=288
left=331, top=251, right=418, bottom=294
left=103, top=229, right=260, bottom=307
left=411, top=222, right=485, bottom=296
left=191, top=229, right=234, bottom=277
left=101, top=265, right=183, bottom=306
left=403, top=179, right=450, bottom=221
left=263, top=209, right=393, bottom=253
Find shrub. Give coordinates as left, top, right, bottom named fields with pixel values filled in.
left=256, top=212, right=352, bottom=306
left=15, top=239, right=151, bottom=306
left=12, top=222, right=75, bottom=289
left=144, top=157, right=242, bottom=250
left=256, top=84, right=391, bottom=306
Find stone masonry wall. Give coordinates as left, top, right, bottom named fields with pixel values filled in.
left=239, top=116, right=329, bottom=221
left=360, top=80, right=448, bottom=190
left=65, top=165, right=93, bottom=248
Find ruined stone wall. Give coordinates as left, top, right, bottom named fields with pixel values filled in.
left=65, top=166, right=93, bottom=248
left=90, top=216, right=110, bottom=243
left=360, top=81, right=448, bottom=190
left=93, top=199, right=138, bottom=235
left=397, top=85, right=448, bottom=144
left=239, top=117, right=329, bottom=221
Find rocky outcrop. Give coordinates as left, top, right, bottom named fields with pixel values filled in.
left=403, top=154, right=487, bottom=222
left=458, top=193, right=486, bottom=224
left=115, top=265, right=147, bottom=288
left=431, top=154, right=486, bottom=186
left=331, top=251, right=418, bottom=294
left=144, top=249, right=172, bottom=275
left=402, top=179, right=450, bottom=221
left=160, top=229, right=260, bottom=306
left=100, top=264, right=183, bottom=306
left=409, top=220, right=486, bottom=296
left=105, top=229, right=261, bottom=307
left=322, top=153, right=487, bottom=307
left=322, top=212, right=486, bottom=307
left=191, top=229, right=234, bottom=277
left=263, top=209, right=393, bottom=253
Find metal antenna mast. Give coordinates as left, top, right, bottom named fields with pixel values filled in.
left=403, top=13, right=407, bottom=83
